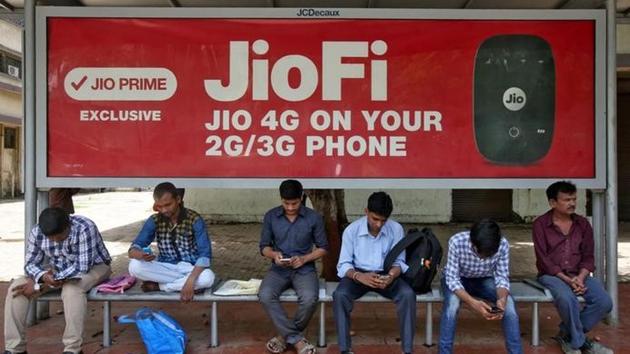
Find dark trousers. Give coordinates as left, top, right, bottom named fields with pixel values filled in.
left=333, top=276, right=416, bottom=353
left=258, top=269, right=319, bottom=344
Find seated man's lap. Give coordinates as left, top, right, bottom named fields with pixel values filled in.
left=461, top=277, right=498, bottom=302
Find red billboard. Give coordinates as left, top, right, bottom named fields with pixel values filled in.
left=45, top=16, right=599, bottom=180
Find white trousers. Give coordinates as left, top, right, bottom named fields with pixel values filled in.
left=128, top=259, right=215, bottom=292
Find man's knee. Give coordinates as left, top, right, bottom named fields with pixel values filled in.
left=596, top=293, right=613, bottom=314
left=199, top=269, right=215, bottom=287
left=61, top=283, right=86, bottom=300
left=442, top=293, right=461, bottom=318
left=503, top=296, right=519, bottom=318
left=399, top=283, right=416, bottom=299
left=8, top=277, right=30, bottom=292
left=333, top=286, right=352, bottom=304
left=258, top=285, right=280, bottom=304
left=299, top=290, right=318, bottom=308
left=554, top=291, right=579, bottom=307
left=128, top=259, right=143, bottom=277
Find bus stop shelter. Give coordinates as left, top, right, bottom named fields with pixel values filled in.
left=2, top=0, right=627, bottom=325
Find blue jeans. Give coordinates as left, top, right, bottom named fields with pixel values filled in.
left=538, top=275, right=612, bottom=350
left=439, top=277, right=523, bottom=354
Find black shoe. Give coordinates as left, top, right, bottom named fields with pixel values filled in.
left=4, top=351, right=27, bottom=354
left=62, top=351, right=83, bottom=354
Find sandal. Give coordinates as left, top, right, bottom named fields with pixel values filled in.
left=295, top=339, right=316, bottom=354
left=266, top=335, right=286, bottom=354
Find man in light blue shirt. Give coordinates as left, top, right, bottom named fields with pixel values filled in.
left=333, top=192, right=416, bottom=354
left=439, top=219, right=522, bottom=354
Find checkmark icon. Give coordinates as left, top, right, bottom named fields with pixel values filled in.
left=71, top=75, right=88, bottom=90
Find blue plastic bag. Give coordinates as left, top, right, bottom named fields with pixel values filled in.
left=118, top=307, right=187, bottom=354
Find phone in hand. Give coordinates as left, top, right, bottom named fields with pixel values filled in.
left=142, top=246, right=153, bottom=255
left=279, top=257, right=292, bottom=263
left=489, top=306, right=504, bottom=314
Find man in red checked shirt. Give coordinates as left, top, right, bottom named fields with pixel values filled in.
left=533, top=181, right=612, bottom=354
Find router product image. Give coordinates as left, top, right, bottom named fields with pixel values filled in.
left=473, top=34, right=555, bottom=165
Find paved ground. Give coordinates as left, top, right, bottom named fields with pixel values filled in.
left=0, top=191, right=629, bottom=353
left=1, top=191, right=629, bottom=282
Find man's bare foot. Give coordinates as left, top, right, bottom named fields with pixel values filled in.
left=141, top=281, right=160, bottom=292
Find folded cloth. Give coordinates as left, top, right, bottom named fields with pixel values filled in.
left=213, top=279, right=262, bottom=296
left=96, top=274, right=137, bottom=294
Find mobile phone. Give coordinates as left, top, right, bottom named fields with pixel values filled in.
left=279, top=258, right=292, bottom=263
left=142, top=246, right=153, bottom=255
left=489, top=306, right=504, bottom=314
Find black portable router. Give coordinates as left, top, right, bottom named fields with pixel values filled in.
left=473, top=35, right=555, bottom=165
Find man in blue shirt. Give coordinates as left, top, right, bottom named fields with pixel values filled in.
left=128, top=182, right=214, bottom=302
left=439, top=219, right=522, bottom=354
left=4, top=207, right=111, bottom=354
left=258, top=180, right=328, bottom=354
left=334, top=192, right=416, bottom=354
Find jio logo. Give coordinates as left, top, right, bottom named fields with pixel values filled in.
left=503, top=87, right=527, bottom=111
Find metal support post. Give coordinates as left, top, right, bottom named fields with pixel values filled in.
left=606, top=0, right=619, bottom=326
left=103, top=301, right=111, bottom=347
left=424, top=303, right=434, bottom=347
left=318, top=302, right=326, bottom=347
left=210, top=301, right=218, bottom=347
left=592, top=191, right=605, bottom=281
left=531, top=303, right=539, bottom=346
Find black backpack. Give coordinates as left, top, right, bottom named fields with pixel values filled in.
left=383, top=227, right=443, bottom=294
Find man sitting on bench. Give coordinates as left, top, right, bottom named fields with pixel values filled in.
left=333, top=191, right=416, bottom=354
left=533, top=181, right=612, bottom=354
left=4, top=207, right=111, bottom=354
left=439, top=219, right=523, bottom=354
left=128, top=182, right=215, bottom=302
left=258, top=179, right=327, bottom=354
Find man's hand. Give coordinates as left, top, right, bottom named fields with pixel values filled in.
left=272, top=252, right=291, bottom=267
left=356, top=272, right=382, bottom=289
left=180, top=279, right=195, bottom=303
left=289, top=255, right=306, bottom=269
left=129, top=248, right=156, bottom=262
left=470, top=298, right=502, bottom=320
left=42, top=271, right=64, bottom=288
left=375, top=274, right=393, bottom=289
left=12, top=278, right=38, bottom=299
left=571, top=277, right=587, bottom=295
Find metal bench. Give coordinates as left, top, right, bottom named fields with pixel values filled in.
left=36, top=278, right=579, bottom=349
left=37, top=280, right=221, bottom=348
left=510, top=279, right=585, bottom=346
left=320, top=281, right=443, bottom=347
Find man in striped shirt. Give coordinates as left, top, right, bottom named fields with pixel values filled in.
left=4, top=207, right=111, bottom=354
left=438, top=219, right=523, bottom=354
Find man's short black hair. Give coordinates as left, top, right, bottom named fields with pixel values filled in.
left=153, top=182, right=179, bottom=200
left=39, top=207, right=70, bottom=237
left=546, top=180, right=577, bottom=201
left=367, top=191, right=393, bottom=218
left=279, top=179, right=303, bottom=200
left=470, top=218, right=501, bottom=258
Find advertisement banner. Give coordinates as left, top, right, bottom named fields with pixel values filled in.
left=42, top=12, right=603, bottom=186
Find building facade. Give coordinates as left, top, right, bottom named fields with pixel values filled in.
left=0, top=18, right=22, bottom=199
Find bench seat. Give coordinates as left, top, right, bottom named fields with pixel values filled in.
left=34, top=278, right=578, bottom=348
